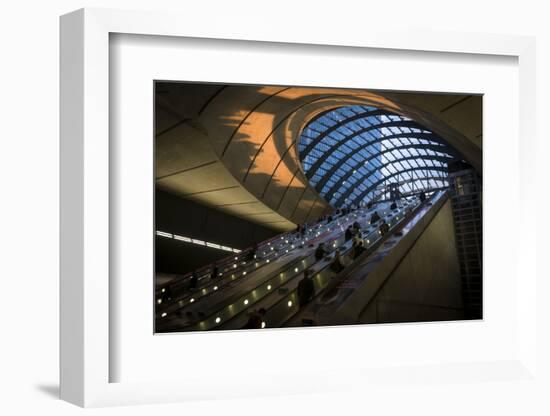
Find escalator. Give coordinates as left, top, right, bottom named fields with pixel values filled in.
left=156, top=190, right=458, bottom=332
left=283, top=190, right=463, bottom=327
left=256, top=194, right=431, bottom=329
left=157, top=203, right=391, bottom=332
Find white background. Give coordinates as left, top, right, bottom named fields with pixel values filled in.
left=112, top=34, right=520, bottom=384
left=1, top=0, right=549, bottom=415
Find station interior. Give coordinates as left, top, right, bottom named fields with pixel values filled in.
left=154, top=83, right=482, bottom=332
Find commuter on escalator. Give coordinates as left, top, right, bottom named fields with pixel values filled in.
left=189, top=271, right=199, bottom=289
left=352, top=235, right=366, bottom=259
left=390, top=201, right=397, bottom=210
left=210, top=266, right=219, bottom=280
left=344, top=225, right=354, bottom=241
left=370, top=211, right=381, bottom=225
left=243, top=308, right=267, bottom=329
left=315, top=242, right=328, bottom=260
left=247, top=242, right=258, bottom=262
left=297, top=269, right=315, bottom=307
left=329, top=249, right=345, bottom=273
left=419, top=191, right=426, bottom=202
left=379, top=220, right=390, bottom=236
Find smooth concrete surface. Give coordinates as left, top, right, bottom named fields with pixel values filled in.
left=156, top=117, right=294, bottom=231
left=359, top=198, right=464, bottom=323
left=382, top=92, right=483, bottom=149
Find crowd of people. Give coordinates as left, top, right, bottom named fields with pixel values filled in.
left=191, top=201, right=398, bottom=299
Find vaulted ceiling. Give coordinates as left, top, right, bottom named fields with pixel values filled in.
left=155, top=83, right=481, bottom=231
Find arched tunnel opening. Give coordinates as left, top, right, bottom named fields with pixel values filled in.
left=297, top=104, right=467, bottom=209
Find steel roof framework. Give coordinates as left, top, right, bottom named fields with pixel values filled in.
left=298, top=105, right=458, bottom=207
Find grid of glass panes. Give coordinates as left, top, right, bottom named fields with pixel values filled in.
left=298, top=105, right=454, bottom=207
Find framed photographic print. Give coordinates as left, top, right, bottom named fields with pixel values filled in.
left=152, top=80, right=483, bottom=334
left=60, top=7, right=538, bottom=408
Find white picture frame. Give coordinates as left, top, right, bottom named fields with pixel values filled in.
left=60, top=7, right=538, bottom=408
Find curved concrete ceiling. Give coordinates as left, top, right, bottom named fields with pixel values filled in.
left=155, top=83, right=481, bottom=231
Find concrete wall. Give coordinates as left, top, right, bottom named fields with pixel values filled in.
left=360, top=199, right=464, bottom=323
left=155, top=190, right=278, bottom=275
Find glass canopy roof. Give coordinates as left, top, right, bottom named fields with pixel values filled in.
left=298, top=105, right=459, bottom=208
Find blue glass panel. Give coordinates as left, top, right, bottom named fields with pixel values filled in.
left=298, top=105, right=456, bottom=207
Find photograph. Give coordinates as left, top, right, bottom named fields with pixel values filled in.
left=154, top=83, right=483, bottom=332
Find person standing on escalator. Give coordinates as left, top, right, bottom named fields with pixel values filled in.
left=379, top=220, right=390, bottom=236
left=352, top=221, right=361, bottom=235
left=246, top=242, right=258, bottom=262
left=329, top=249, right=345, bottom=273
left=243, top=308, right=267, bottom=329
left=210, top=265, right=219, bottom=280
left=297, top=268, right=315, bottom=307
left=188, top=271, right=199, bottom=290
left=352, top=235, right=366, bottom=259
left=370, top=211, right=381, bottom=225
left=344, top=225, right=354, bottom=241
left=315, top=242, right=328, bottom=260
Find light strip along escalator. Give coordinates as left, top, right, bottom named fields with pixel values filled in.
left=156, top=215, right=338, bottom=320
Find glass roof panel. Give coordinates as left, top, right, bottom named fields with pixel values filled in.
left=298, top=105, right=458, bottom=207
